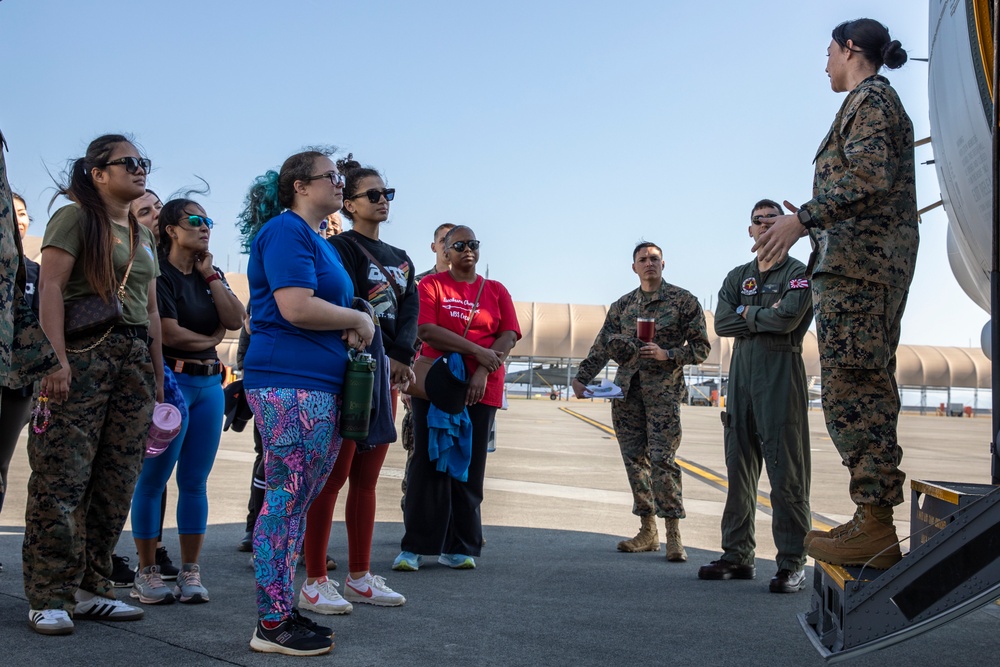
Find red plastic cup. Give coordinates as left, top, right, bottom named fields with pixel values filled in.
left=637, top=318, right=655, bottom=343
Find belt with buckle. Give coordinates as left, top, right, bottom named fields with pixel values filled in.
left=112, top=325, right=149, bottom=340
left=167, top=357, right=222, bottom=376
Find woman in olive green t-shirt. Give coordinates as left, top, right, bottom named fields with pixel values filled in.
left=22, top=134, right=165, bottom=635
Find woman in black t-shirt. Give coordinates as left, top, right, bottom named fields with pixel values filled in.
left=130, top=198, right=244, bottom=605
left=298, top=156, right=416, bottom=612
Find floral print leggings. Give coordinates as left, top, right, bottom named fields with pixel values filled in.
left=246, top=387, right=341, bottom=622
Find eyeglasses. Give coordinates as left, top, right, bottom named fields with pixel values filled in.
left=305, top=172, right=346, bottom=186
left=449, top=240, right=480, bottom=252
left=751, top=213, right=780, bottom=224
left=103, top=157, right=151, bottom=174
left=347, top=188, right=395, bottom=203
left=182, top=215, right=214, bottom=229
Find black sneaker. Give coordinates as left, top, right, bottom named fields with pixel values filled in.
left=290, top=608, right=334, bottom=638
left=108, top=555, right=136, bottom=588
left=249, top=618, right=333, bottom=656
left=697, top=559, right=756, bottom=580
left=155, top=547, right=179, bottom=581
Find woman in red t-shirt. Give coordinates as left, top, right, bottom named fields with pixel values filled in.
left=393, top=226, right=520, bottom=571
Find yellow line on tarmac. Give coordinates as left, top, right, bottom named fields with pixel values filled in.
left=559, top=406, right=835, bottom=531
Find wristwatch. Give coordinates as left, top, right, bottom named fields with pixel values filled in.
left=736, top=305, right=746, bottom=316
left=796, top=208, right=815, bottom=229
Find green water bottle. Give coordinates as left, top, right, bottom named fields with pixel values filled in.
left=341, top=350, right=376, bottom=440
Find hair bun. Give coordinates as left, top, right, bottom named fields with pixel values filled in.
left=881, top=39, right=907, bottom=69
left=336, top=153, right=362, bottom=173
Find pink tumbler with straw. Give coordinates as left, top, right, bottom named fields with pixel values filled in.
left=146, top=403, right=182, bottom=458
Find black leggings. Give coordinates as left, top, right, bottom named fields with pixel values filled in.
left=401, top=399, right=496, bottom=557
left=0, top=386, right=33, bottom=515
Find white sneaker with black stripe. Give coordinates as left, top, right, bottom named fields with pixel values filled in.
left=74, top=590, right=144, bottom=621
left=28, top=609, right=74, bottom=635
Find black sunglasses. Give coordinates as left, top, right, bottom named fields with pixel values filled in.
left=103, top=156, right=151, bottom=174
left=751, top=213, right=780, bottom=224
left=305, top=171, right=346, bottom=186
left=347, top=188, right=395, bottom=204
left=182, top=215, right=214, bottom=229
left=449, top=240, right=480, bottom=252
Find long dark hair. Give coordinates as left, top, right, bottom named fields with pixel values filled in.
left=238, top=147, right=336, bottom=252
left=50, top=134, right=139, bottom=299
left=336, top=153, right=382, bottom=223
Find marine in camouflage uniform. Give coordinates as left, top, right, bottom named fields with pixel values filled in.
left=701, top=200, right=813, bottom=590
left=574, top=243, right=710, bottom=560
left=797, top=73, right=917, bottom=512
left=754, top=67, right=917, bottom=568
left=0, top=132, right=59, bottom=507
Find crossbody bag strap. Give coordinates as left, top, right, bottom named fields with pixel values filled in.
left=461, top=276, right=488, bottom=338
left=349, top=237, right=404, bottom=302
left=117, top=221, right=139, bottom=301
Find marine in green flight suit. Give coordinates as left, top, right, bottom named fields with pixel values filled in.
left=698, top=200, right=813, bottom=594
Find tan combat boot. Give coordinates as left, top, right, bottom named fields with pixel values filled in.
left=803, top=506, right=862, bottom=550
left=806, top=504, right=903, bottom=569
left=617, top=515, right=659, bottom=552
left=664, top=517, right=687, bottom=562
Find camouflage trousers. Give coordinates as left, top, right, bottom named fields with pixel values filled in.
left=611, top=378, right=684, bottom=519
left=813, top=273, right=908, bottom=507
left=22, top=332, right=154, bottom=610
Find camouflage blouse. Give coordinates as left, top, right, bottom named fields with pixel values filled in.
left=0, top=131, right=58, bottom=388
left=576, top=281, right=710, bottom=401
left=799, top=75, right=919, bottom=289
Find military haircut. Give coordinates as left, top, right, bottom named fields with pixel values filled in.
left=632, top=241, right=662, bottom=261
left=750, top=199, right=784, bottom=219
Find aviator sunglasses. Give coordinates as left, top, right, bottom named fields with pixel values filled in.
left=182, top=215, right=214, bottom=229
left=347, top=188, right=395, bottom=204
left=103, top=156, right=152, bottom=174
left=751, top=213, right=780, bottom=224
left=449, top=240, right=480, bottom=252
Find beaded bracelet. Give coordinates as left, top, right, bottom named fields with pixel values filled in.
left=31, top=392, right=51, bottom=434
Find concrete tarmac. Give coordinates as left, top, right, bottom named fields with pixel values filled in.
left=1, top=399, right=997, bottom=665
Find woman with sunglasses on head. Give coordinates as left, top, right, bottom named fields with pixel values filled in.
left=129, top=199, right=244, bottom=605
left=393, top=226, right=520, bottom=572
left=239, top=148, right=374, bottom=656
left=298, top=156, right=416, bottom=614
left=21, top=134, right=163, bottom=636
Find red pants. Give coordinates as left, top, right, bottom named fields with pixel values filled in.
left=303, top=392, right=396, bottom=576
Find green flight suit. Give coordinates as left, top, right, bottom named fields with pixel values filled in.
left=716, top=256, right=812, bottom=571
left=577, top=281, right=710, bottom=519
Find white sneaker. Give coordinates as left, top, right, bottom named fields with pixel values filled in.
left=74, top=590, right=144, bottom=621
left=343, top=572, right=406, bottom=607
left=298, top=576, right=352, bottom=615
left=28, top=609, right=74, bottom=635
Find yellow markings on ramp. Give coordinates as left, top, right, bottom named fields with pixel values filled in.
left=559, top=406, right=835, bottom=531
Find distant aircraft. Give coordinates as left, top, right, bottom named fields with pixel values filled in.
left=927, top=0, right=994, bottom=356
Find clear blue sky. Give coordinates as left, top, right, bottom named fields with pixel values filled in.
left=1, top=0, right=987, bottom=348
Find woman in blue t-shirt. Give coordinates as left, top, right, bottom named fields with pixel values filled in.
left=130, top=198, right=245, bottom=606
left=238, top=149, right=374, bottom=657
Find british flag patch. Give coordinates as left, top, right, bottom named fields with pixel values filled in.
left=789, top=278, right=809, bottom=289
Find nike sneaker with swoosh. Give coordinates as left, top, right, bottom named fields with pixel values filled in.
left=298, top=576, right=352, bottom=615
left=343, top=572, right=406, bottom=607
